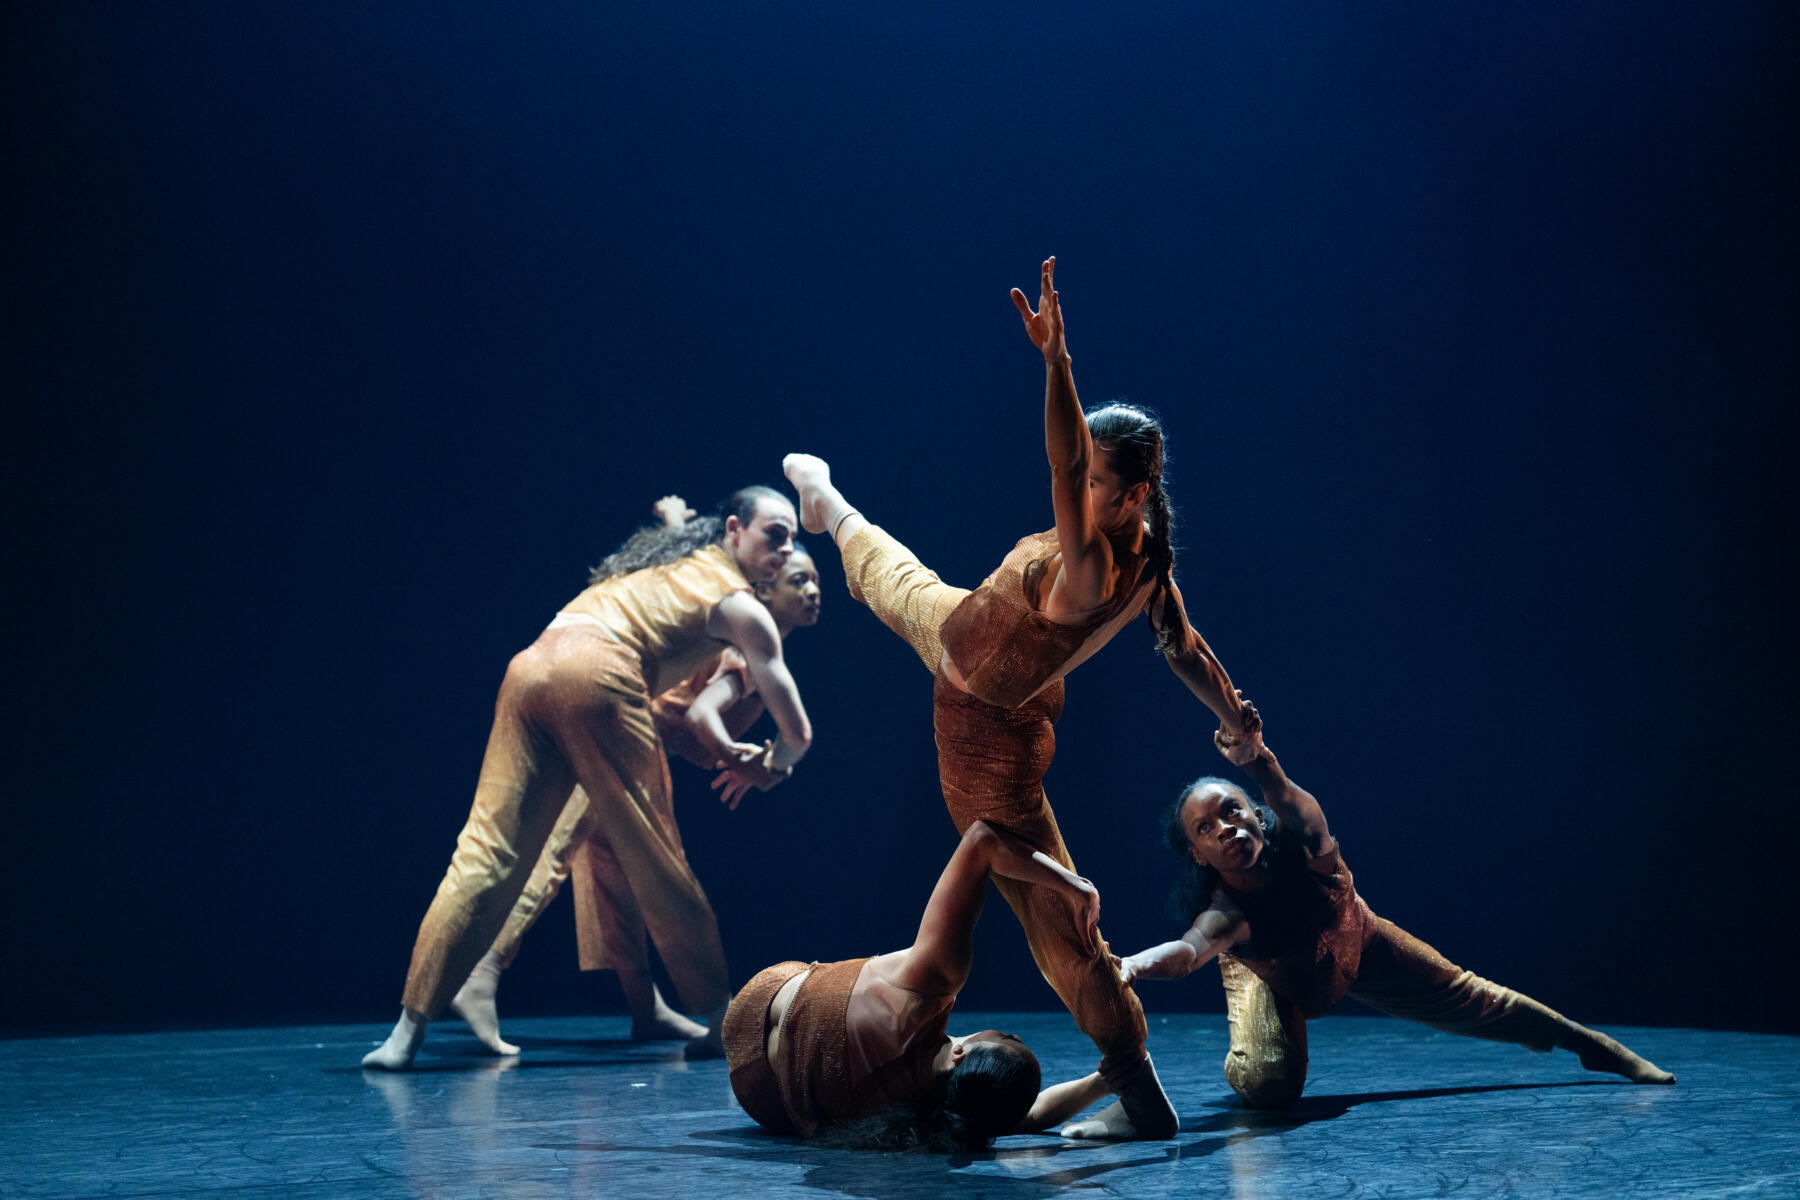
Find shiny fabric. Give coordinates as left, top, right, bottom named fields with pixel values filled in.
left=555, top=543, right=747, bottom=696
left=939, top=530, right=1151, bottom=709
left=1216, top=845, right=1578, bottom=1109
left=398, top=623, right=729, bottom=1019
left=1215, top=837, right=1374, bottom=1017
left=724, top=960, right=809, bottom=1135
left=841, top=523, right=1149, bottom=1064
left=487, top=653, right=761, bottom=968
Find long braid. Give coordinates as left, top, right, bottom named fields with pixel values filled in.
left=1143, top=482, right=1190, bottom=655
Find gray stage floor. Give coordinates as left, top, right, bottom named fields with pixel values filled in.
left=4, top=1013, right=1796, bottom=1199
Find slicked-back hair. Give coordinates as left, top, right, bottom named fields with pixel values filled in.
left=588, top=485, right=790, bottom=585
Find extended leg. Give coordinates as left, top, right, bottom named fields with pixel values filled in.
left=1219, top=953, right=1310, bottom=1108
left=1347, top=917, right=1673, bottom=1084
left=448, top=787, right=600, bottom=1055
left=364, top=637, right=586, bottom=1069
left=551, top=681, right=732, bottom=1059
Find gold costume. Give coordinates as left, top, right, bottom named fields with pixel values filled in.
left=397, top=544, right=746, bottom=1018
left=486, top=656, right=762, bottom=972
left=842, top=523, right=1157, bottom=1067
left=1216, top=834, right=1586, bottom=1109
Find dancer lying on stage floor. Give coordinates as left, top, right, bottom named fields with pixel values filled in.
left=724, top=819, right=1119, bottom=1148
left=364, top=487, right=813, bottom=1069
left=1089, top=740, right=1674, bottom=1132
left=780, top=256, right=1261, bottom=1139
left=449, top=532, right=824, bottom=1057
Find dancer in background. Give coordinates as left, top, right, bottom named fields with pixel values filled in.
left=780, top=256, right=1261, bottom=1139
left=364, top=487, right=812, bottom=1069
left=724, top=819, right=1118, bottom=1148
left=450, top=525, right=824, bottom=1057
left=1102, top=738, right=1673, bottom=1129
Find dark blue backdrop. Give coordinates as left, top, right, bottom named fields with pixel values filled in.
left=5, top=3, right=1794, bottom=1035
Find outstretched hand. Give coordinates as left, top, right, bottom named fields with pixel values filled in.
left=1010, top=256, right=1068, bottom=362
left=653, top=494, right=697, bottom=527
left=711, top=741, right=789, bottom=810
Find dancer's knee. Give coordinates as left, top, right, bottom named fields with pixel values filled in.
left=1224, top=1048, right=1306, bottom=1109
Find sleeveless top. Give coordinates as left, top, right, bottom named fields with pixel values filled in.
left=650, top=651, right=763, bottom=767
left=775, top=958, right=956, bottom=1136
left=555, top=543, right=748, bottom=695
left=1215, top=831, right=1375, bottom=1018
left=939, top=530, right=1156, bottom=710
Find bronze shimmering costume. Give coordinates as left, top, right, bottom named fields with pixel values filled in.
left=1214, top=828, right=1591, bottom=1108
left=398, top=544, right=747, bottom=1019
left=842, top=523, right=1156, bottom=1068
left=723, top=958, right=956, bottom=1136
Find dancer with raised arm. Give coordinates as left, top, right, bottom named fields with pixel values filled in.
left=1103, top=739, right=1673, bottom=1126
left=450, top=531, right=824, bottom=1056
left=781, top=257, right=1261, bottom=1139
left=724, top=819, right=1118, bottom=1148
left=364, top=487, right=812, bottom=1069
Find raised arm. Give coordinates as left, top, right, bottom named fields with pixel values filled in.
left=1010, top=257, right=1115, bottom=611
left=875, top=821, right=1100, bottom=998
left=1117, top=901, right=1248, bottom=986
left=1155, top=580, right=1257, bottom=739
left=707, top=590, right=812, bottom=774
left=653, top=494, right=699, bottom=528
left=1239, top=745, right=1331, bottom=858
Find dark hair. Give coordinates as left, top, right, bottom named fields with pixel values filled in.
left=588, top=485, right=790, bottom=585
left=813, top=1040, right=1041, bottom=1152
left=1163, top=775, right=1277, bottom=923
left=1085, top=404, right=1187, bottom=654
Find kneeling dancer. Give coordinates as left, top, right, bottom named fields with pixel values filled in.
left=1108, top=739, right=1673, bottom=1124
left=364, top=486, right=812, bottom=1068
left=724, top=820, right=1118, bottom=1147
left=782, top=257, right=1262, bottom=1138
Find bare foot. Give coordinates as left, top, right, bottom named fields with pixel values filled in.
left=449, top=952, right=520, bottom=1056
left=631, top=993, right=708, bottom=1042
left=1061, top=1099, right=1139, bottom=1140
left=684, top=1027, right=726, bottom=1060
left=1569, top=1025, right=1676, bottom=1084
left=782, top=453, right=849, bottom=536
left=361, top=1009, right=426, bottom=1071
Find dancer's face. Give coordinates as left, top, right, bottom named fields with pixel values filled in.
left=1089, top=447, right=1151, bottom=536
left=1181, top=783, right=1265, bottom=872
left=725, top=497, right=797, bottom=582
left=757, top=549, right=821, bottom=628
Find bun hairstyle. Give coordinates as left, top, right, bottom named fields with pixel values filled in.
left=590, top=485, right=789, bottom=585
left=1084, top=404, right=1188, bottom=654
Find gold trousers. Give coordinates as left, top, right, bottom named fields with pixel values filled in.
left=399, top=627, right=728, bottom=1018
left=1220, top=915, right=1576, bottom=1108
left=843, top=523, right=1149, bottom=1064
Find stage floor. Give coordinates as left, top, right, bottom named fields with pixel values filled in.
left=4, top=1013, right=1795, bottom=1199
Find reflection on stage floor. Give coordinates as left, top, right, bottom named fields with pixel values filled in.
left=4, top=1013, right=1794, bottom=1198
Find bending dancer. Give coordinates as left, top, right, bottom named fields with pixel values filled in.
left=1107, top=741, right=1673, bottom=1124
left=781, top=257, right=1260, bottom=1139
left=364, top=487, right=813, bottom=1069
left=450, top=538, right=824, bottom=1056
left=724, top=819, right=1118, bottom=1148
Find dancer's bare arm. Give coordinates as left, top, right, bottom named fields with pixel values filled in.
left=1011, top=257, right=1115, bottom=613
left=1155, top=580, right=1256, bottom=736
left=709, top=591, right=812, bottom=769
left=1014, top=1071, right=1112, bottom=1133
left=1116, top=903, right=1248, bottom=985
left=873, top=821, right=1100, bottom=997
left=1240, top=746, right=1331, bottom=857
left=681, top=668, right=766, bottom=771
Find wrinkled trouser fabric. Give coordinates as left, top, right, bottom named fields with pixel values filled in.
left=399, top=627, right=728, bottom=1018
left=1220, top=915, right=1577, bottom=1108
left=841, top=523, right=1149, bottom=1065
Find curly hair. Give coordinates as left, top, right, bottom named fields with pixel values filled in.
left=588, top=485, right=789, bottom=585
